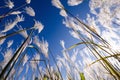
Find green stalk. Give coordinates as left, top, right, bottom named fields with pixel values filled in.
left=86, top=54, right=120, bottom=68
left=67, top=41, right=106, bottom=51
left=91, top=46, right=120, bottom=79
left=80, top=72, right=85, bottom=80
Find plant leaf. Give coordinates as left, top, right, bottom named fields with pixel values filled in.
left=80, top=73, right=85, bottom=80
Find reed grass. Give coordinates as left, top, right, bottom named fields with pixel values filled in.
left=0, top=0, right=120, bottom=80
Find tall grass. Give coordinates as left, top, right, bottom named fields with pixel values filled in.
left=52, top=0, right=120, bottom=80
left=0, top=0, right=120, bottom=80
left=0, top=0, right=45, bottom=80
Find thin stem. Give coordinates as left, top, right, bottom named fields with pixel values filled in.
left=0, top=3, right=27, bottom=21
left=49, top=49, right=63, bottom=80
left=85, top=54, right=120, bottom=68
left=0, top=27, right=34, bottom=40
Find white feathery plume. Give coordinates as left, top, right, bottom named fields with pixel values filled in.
left=7, top=40, right=13, bottom=48
left=17, top=25, right=28, bottom=38
left=89, top=0, right=120, bottom=31
left=60, top=40, right=66, bottom=50
left=34, top=20, right=44, bottom=33
left=86, top=14, right=101, bottom=35
left=10, top=11, right=22, bottom=15
left=63, top=17, right=82, bottom=31
left=2, top=19, right=16, bottom=33
left=22, top=76, right=25, bottom=80
left=15, top=15, right=25, bottom=22
left=60, top=9, right=68, bottom=17
left=63, top=16, right=94, bottom=39
left=23, top=55, right=29, bottom=66
left=51, top=0, right=64, bottom=9
left=30, top=60, right=37, bottom=70
left=69, top=30, right=80, bottom=40
left=26, top=0, right=31, bottom=4
left=33, top=36, right=40, bottom=47
left=34, top=54, right=40, bottom=60
left=34, top=53, right=40, bottom=64
left=25, top=6, right=35, bottom=16
left=5, top=0, right=14, bottom=9
left=67, top=0, right=83, bottom=6
left=101, top=30, right=120, bottom=51
left=60, top=40, right=70, bottom=60
left=17, top=67, right=24, bottom=78
left=62, top=49, right=70, bottom=61
left=39, top=39, right=49, bottom=58
left=71, top=49, right=78, bottom=62
left=57, top=60, right=63, bottom=70
left=25, top=64, right=29, bottom=74
left=2, top=49, right=13, bottom=68
left=2, top=15, right=24, bottom=33
left=34, top=36, right=49, bottom=58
